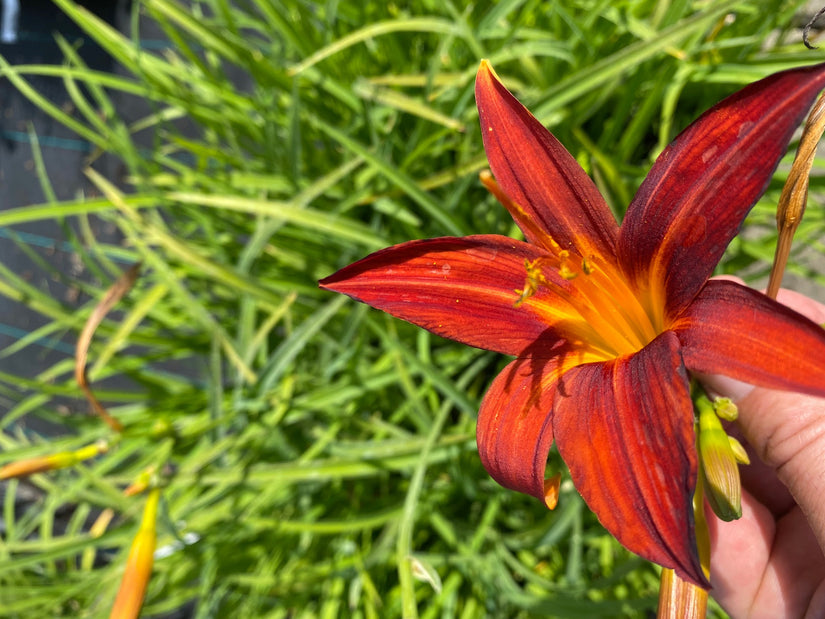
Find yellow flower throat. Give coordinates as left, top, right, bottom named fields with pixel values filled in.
left=480, top=172, right=663, bottom=360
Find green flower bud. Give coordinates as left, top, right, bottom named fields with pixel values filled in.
left=697, top=395, right=743, bottom=521
left=712, top=397, right=738, bottom=422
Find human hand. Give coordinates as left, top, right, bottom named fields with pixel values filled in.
left=702, top=286, right=825, bottom=618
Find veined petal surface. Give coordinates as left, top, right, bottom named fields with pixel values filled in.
left=477, top=347, right=602, bottom=505
left=672, top=279, right=825, bottom=397
left=552, top=331, right=706, bottom=586
left=475, top=61, right=619, bottom=260
left=320, top=235, right=581, bottom=356
left=620, top=62, right=825, bottom=314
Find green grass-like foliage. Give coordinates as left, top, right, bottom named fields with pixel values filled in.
left=0, top=0, right=823, bottom=616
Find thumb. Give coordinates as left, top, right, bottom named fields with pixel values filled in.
left=724, top=387, right=825, bottom=550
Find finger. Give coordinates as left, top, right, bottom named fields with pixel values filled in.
left=709, top=490, right=825, bottom=618
left=731, top=387, right=825, bottom=555
left=708, top=487, right=774, bottom=617
left=734, top=425, right=796, bottom=518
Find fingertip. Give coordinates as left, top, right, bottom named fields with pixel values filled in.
left=773, top=287, right=825, bottom=325
left=698, top=373, right=755, bottom=402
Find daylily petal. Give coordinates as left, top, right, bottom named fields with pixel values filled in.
left=475, top=61, right=619, bottom=260
left=477, top=347, right=604, bottom=506
left=552, top=331, right=707, bottom=587
left=620, top=62, right=825, bottom=314
left=671, top=279, right=825, bottom=397
left=320, top=235, right=582, bottom=356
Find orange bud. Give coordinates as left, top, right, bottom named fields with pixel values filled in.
left=0, top=455, right=56, bottom=479
left=0, top=441, right=108, bottom=480
left=123, top=466, right=157, bottom=497
left=109, top=488, right=160, bottom=619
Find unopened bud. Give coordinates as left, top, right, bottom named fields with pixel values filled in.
left=83, top=508, right=116, bottom=571
left=713, top=397, right=738, bottom=422
left=697, top=396, right=743, bottom=521
left=109, top=488, right=160, bottom=619
left=727, top=436, right=750, bottom=465
left=0, top=440, right=108, bottom=480
left=124, top=466, right=157, bottom=498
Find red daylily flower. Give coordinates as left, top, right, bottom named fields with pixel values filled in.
left=320, top=61, right=825, bottom=586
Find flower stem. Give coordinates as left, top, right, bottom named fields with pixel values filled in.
left=657, top=568, right=708, bottom=619
left=766, top=91, right=825, bottom=299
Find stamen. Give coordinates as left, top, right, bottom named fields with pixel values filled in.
left=558, top=251, right=578, bottom=280
left=514, top=258, right=554, bottom=307
left=568, top=256, right=660, bottom=353
left=479, top=171, right=563, bottom=255
left=517, top=257, right=647, bottom=357
left=584, top=255, right=660, bottom=347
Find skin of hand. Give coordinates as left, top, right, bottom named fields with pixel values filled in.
left=701, top=281, right=825, bottom=619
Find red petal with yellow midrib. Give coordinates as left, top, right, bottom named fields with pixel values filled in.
left=552, top=331, right=707, bottom=587
left=476, top=357, right=559, bottom=504
left=475, top=62, right=619, bottom=260
left=620, top=62, right=825, bottom=314
left=673, top=279, right=825, bottom=397
left=320, top=235, right=570, bottom=357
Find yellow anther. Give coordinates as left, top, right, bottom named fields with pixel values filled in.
left=514, top=285, right=535, bottom=307
left=558, top=251, right=578, bottom=280
left=581, top=256, right=594, bottom=275
left=515, top=258, right=551, bottom=306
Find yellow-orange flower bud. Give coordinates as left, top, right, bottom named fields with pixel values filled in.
left=727, top=436, right=750, bottom=465
left=109, top=488, right=160, bottom=619
left=0, top=440, right=108, bottom=480
left=123, top=466, right=157, bottom=498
